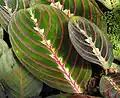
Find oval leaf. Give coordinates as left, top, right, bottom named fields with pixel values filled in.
left=0, top=49, right=43, bottom=98
left=8, top=4, right=92, bottom=93
left=68, top=16, right=114, bottom=70
left=100, top=73, right=120, bottom=98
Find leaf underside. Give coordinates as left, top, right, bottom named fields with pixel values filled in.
left=68, top=16, right=114, bottom=70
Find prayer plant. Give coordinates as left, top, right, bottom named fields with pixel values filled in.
left=0, top=0, right=120, bottom=98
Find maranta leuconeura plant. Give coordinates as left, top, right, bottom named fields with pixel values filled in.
left=0, top=0, right=120, bottom=98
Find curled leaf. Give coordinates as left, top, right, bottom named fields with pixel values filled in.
left=68, top=16, right=114, bottom=70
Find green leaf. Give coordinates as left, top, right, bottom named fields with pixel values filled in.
left=8, top=4, right=92, bottom=93
left=0, top=49, right=43, bottom=98
left=100, top=73, right=120, bottom=98
left=0, top=39, right=9, bottom=58
left=0, top=26, right=4, bottom=39
left=68, top=16, right=114, bottom=70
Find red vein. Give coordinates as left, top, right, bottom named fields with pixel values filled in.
left=70, top=54, right=78, bottom=75
left=87, top=0, right=92, bottom=21
left=81, top=0, right=85, bottom=17
left=74, top=58, right=84, bottom=84
left=73, top=0, right=76, bottom=14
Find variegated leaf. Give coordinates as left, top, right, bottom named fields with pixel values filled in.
left=30, top=0, right=106, bottom=31
left=0, top=0, right=30, bottom=31
left=68, top=16, right=114, bottom=70
left=100, top=73, right=120, bottom=98
left=8, top=4, right=92, bottom=93
left=0, top=49, right=43, bottom=98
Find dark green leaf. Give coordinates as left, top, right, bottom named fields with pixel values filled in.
left=0, top=49, right=43, bottom=98
left=68, top=16, right=114, bottom=70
